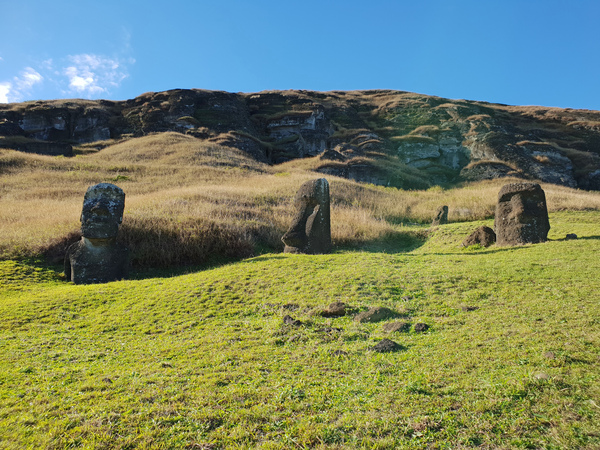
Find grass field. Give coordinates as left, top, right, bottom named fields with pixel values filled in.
left=1, top=132, right=600, bottom=448
left=1, top=210, right=599, bottom=449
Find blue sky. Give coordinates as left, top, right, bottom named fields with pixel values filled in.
left=1, top=0, right=599, bottom=109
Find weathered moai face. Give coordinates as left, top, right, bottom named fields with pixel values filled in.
left=80, top=183, right=125, bottom=240
left=494, top=182, right=550, bottom=246
left=282, top=178, right=331, bottom=254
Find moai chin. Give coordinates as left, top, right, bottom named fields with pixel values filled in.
left=65, top=183, right=129, bottom=284
left=282, top=178, right=331, bottom=254
left=494, top=182, right=550, bottom=246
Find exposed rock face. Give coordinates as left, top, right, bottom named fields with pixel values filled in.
left=282, top=178, right=331, bottom=254
left=431, top=206, right=449, bottom=226
left=463, top=226, right=496, bottom=247
left=1, top=89, right=600, bottom=190
left=398, top=132, right=470, bottom=175
left=264, top=107, right=333, bottom=161
left=65, top=183, right=129, bottom=284
left=494, top=183, right=550, bottom=246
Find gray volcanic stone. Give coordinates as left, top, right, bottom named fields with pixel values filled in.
left=354, top=306, right=396, bottom=323
left=494, top=183, right=550, bottom=246
left=462, top=226, right=496, bottom=247
left=382, top=321, right=411, bottom=333
left=414, top=323, right=430, bottom=332
left=282, top=178, right=331, bottom=254
left=283, top=315, right=302, bottom=326
left=65, top=183, right=129, bottom=284
left=431, top=205, right=448, bottom=226
left=370, top=338, right=403, bottom=353
left=320, top=302, right=347, bottom=317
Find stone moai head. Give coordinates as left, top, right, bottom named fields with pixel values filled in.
left=282, top=178, right=331, bottom=254
left=494, top=182, right=550, bottom=246
left=65, top=183, right=128, bottom=284
left=80, top=183, right=125, bottom=240
left=431, top=205, right=448, bottom=226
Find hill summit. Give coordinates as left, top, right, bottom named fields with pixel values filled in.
left=1, top=89, right=599, bottom=190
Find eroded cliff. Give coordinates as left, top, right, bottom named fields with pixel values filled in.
left=1, top=89, right=599, bottom=189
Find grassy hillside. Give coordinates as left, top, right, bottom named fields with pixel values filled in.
left=1, top=130, right=600, bottom=448
left=1, top=132, right=600, bottom=267
left=1, top=211, right=599, bottom=449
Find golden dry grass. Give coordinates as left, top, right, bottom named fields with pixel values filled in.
left=1, top=132, right=599, bottom=266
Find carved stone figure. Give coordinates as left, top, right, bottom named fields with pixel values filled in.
left=65, top=183, right=129, bottom=284
left=494, top=182, right=550, bottom=246
left=282, top=178, right=331, bottom=254
left=431, top=205, right=449, bottom=226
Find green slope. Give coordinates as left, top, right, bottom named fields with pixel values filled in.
left=1, top=211, right=599, bottom=449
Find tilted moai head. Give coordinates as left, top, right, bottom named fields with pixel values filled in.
left=282, top=178, right=331, bottom=254
left=65, top=183, right=129, bottom=284
left=494, top=182, right=550, bottom=246
left=431, top=205, right=448, bottom=226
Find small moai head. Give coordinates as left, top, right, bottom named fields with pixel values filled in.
left=431, top=205, right=449, bottom=226
left=80, top=183, right=125, bottom=240
left=282, top=178, right=331, bottom=254
left=494, top=182, right=550, bottom=246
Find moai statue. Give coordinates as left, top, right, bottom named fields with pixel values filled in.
left=65, top=183, right=129, bottom=284
left=282, top=178, right=331, bottom=254
left=494, top=182, right=550, bottom=246
left=431, top=205, right=449, bottom=226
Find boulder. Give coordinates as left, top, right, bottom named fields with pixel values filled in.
left=494, top=183, right=550, bottom=246
left=354, top=306, right=397, bottom=323
left=320, top=302, right=347, bottom=317
left=462, top=226, right=496, bottom=247
left=382, top=321, right=411, bottom=333
left=414, top=323, right=430, bottom=332
left=282, top=178, right=331, bottom=254
left=370, top=339, right=403, bottom=353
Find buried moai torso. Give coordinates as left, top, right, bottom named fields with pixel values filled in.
left=282, top=178, right=331, bottom=254
left=65, top=183, right=129, bottom=284
left=494, top=182, right=550, bottom=246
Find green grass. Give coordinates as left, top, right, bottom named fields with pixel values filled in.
left=1, top=211, right=600, bottom=449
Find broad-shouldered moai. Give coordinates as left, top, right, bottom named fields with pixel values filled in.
left=494, top=182, right=550, bottom=246
left=65, top=183, right=129, bottom=284
left=282, top=178, right=331, bottom=254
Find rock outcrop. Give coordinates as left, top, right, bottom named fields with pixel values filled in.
left=2, top=89, right=600, bottom=189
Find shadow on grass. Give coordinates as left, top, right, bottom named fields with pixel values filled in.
left=338, top=229, right=428, bottom=254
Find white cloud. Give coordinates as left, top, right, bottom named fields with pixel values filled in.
left=17, top=67, right=43, bottom=90
left=63, top=53, right=133, bottom=98
left=0, top=67, right=43, bottom=103
left=0, top=83, right=10, bottom=103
